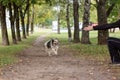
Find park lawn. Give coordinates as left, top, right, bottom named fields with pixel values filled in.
left=0, top=28, right=51, bottom=67
left=47, top=31, right=120, bottom=62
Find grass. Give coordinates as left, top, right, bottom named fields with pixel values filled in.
left=0, top=45, right=24, bottom=66
left=0, top=28, right=119, bottom=67
left=47, top=31, right=120, bottom=61
left=0, top=28, right=50, bottom=67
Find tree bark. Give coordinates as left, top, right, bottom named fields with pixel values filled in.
left=14, top=3, right=21, bottom=41
left=73, top=0, right=80, bottom=43
left=8, top=2, right=17, bottom=44
left=31, top=4, right=34, bottom=34
left=20, top=7, right=26, bottom=39
left=26, top=0, right=30, bottom=36
left=81, top=0, right=91, bottom=44
left=66, top=0, right=72, bottom=41
left=57, top=15, right=60, bottom=34
left=0, top=3, right=10, bottom=45
left=96, top=0, right=108, bottom=45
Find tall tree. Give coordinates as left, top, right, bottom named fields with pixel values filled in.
left=8, top=2, right=17, bottom=44
left=14, top=3, right=22, bottom=41
left=19, top=0, right=30, bottom=38
left=26, top=0, right=30, bottom=36
left=73, top=0, right=80, bottom=43
left=81, top=0, right=91, bottom=44
left=31, top=4, right=34, bottom=34
left=91, top=0, right=117, bottom=44
left=57, top=10, right=60, bottom=34
left=0, top=2, right=10, bottom=45
left=96, top=0, right=108, bottom=45
left=66, top=0, right=72, bottom=41
left=57, top=0, right=61, bottom=34
left=20, top=7, right=26, bottom=39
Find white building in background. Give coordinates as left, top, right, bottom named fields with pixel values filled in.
left=52, top=21, right=83, bottom=33
left=52, top=21, right=58, bottom=31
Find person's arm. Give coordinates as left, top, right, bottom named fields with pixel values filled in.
left=84, top=19, right=120, bottom=31
left=93, top=19, right=120, bottom=30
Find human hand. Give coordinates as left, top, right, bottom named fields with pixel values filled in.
left=83, top=26, right=93, bottom=31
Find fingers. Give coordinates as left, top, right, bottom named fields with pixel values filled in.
left=83, top=26, right=93, bottom=31
left=83, top=27, right=89, bottom=31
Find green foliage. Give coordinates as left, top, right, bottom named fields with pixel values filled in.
left=0, top=0, right=25, bottom=6
left=31, top=0, right=37, bottom=4
left=108, top=0, right=120, bottom=4
left=90, top=0, right=120, bottom=23
left=106, top=0, right=120, bottom=22
left=0, top=45, right=24, bottom=66
left=0, top=0, right=9, bottom=5
left=90, top=1, right=97, bottom=22
left=34, top=4, right=54, bottom=27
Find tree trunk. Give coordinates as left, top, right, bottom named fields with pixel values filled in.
left=31, top=4, right=34, bottom=34
left=26, top=0, right=30, bottom=36
left=96, top=0, right=108, bottom=45
left=8, top=2, right=17, bottom=44
left=26, top=8, right=30, bottom=36
left=14, top=4, right=21, bottom=41
left=20, top=7, right=26, bottom=39
left=73, top=0, right=80, bottom=43
left=66, top=0, right=72, bottom=41
left=57, top=15, right=60, bottom=34
left=0, top=3, right=10, bottom=45
left=81, top=0, right=91, bottom=44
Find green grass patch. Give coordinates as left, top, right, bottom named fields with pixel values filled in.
left=0, top=45, right=24, bottom=66
left=47, top=31, right=120, bottom=61
left=69, top=43, right=109, bottom=61
left=0, top=29, right=48, bottom=67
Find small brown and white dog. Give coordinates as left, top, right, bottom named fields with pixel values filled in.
left=44, top=38, right=59, bottom=56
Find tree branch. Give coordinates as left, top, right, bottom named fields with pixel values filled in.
left=23, top=0, right=30, bottom=17
left=106, top=3, right=115, bottom=17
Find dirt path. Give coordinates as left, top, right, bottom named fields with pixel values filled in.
left=0, top=35, right=117, bottom=80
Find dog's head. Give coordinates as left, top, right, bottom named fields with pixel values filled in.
left=52, top=38, right=59, bottom=46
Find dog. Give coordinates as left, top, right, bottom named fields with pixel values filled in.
left=44, top=38, right=59, bottom=56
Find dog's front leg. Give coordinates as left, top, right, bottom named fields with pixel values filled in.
left=48, top=52, right=52, bottom=56
left=55, top=47, right=59, bottom=55
left=45, top=48, right=52, bottom=56
left=52, top=49, right=57, bottom=55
